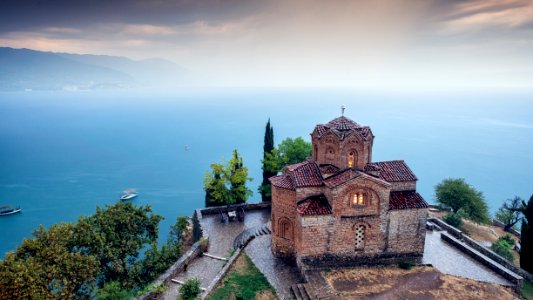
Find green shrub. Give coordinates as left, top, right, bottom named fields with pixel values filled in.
left=443, top=212, right=463, bottom=229
left=180, top=278, right=201, bottom=300
left=500, top=234, right=515, bottom=247
left=398, top=261, right=415, bottom=270
left=491, top=240, right=515, bottom=261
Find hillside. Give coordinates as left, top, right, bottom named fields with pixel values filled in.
left=0, top=47, right=187, bottom=91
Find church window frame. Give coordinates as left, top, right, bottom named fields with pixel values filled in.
left=354, top=224, right=366, bottom=250
left=347, top=149, right=357, bottom=168
left=350, top=191, right=368, bottom=207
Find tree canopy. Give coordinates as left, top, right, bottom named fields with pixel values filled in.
left=521, top=194, right=533, bottom=272
left=204, top=149, right=252, bottom=206
left=435, top=178, right=490, bottom=224
left=263, top=137, right=312, bottom=174
left=1, top=202, right=189, bottom=299
left=495, top=196, right=524, bottom=232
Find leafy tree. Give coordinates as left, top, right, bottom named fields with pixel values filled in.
left=96, top=281, right=132, bottom=300
left=495, top=196, right=524, bottom=232
left=521, top=194, right=533, bottom=272
left=180, top=278, right=201, bottom=300
left=259, top=118, right=276, bottom=202
left=0, top=223, right=99, bottom=299
left=435, top=178, right=490, bottom=224
left=263, top=137, right=312, bottom=174
left=74, top=202, right=162, bottom=287
left=228, top=149, right=253, bottom=204
left=169, top=216, right=189, bottom=244
left=204, top=150, right=252, bottom=206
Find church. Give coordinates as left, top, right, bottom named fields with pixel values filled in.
left=269, top=114, right=429, bottom=269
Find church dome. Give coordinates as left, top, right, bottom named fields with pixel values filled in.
left=325, top=116, right=361, bottom=131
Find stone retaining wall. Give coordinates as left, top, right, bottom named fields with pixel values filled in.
left=441, top=232, right=523, bottom=291
left=298, top=252, right=423, bottom=270
left=428, top=217, right=533, bottom=290
left=201, top=247, right=243, bottom=299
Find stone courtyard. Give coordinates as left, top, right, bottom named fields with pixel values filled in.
left=161, top=205, right=518, bottom=300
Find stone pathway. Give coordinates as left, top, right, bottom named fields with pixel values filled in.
left=423, top=230, right=512, bottom=286
left=245, top=234, right=303, bottom=300
left=161, top=209, right=271, bottom=300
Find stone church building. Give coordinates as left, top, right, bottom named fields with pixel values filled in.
left=269, top=115, right=429, bottom=269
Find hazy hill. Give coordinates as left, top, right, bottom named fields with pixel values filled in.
left=0, top=47, right=187, bottom=91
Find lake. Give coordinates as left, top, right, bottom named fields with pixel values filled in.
left=1, top=88, right=532, bottom=257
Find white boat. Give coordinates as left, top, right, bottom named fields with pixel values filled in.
left=0, top=206, right=22, bottom=216
left=120, top=189, right=138, bottom=201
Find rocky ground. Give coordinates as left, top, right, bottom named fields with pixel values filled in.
left=324, top=266, right=519, bottom=300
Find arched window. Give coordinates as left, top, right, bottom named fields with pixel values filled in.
left=325, top=147, right=335, bottom=164
left=348, top=150, right=355, bottom=167
left=355, top=224, right=366, bottom=250
left=352, top=192, right=366, bottom=206
left=278, top=218, right=293, bottom=240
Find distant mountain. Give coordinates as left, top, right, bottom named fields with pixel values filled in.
left=0, top=47, right=188, bottom=91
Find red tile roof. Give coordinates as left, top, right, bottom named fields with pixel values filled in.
left=319, top=164, right=340, bottom=174
left=326, top=116, right=361, bottom=131
left=324, top=169, right=360, bottom=188
left=389, top=191, right=428, bottom=210
left=297, top=194, right=332, bottom=216
left=290, top=161, right=323, bottom=188
left=366, top=160, right=417, bottom=182
left=269, top=174, right=294, bottom=190
left=313, top=116, right=373, bottom=141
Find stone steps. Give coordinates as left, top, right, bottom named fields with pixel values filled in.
left=232, top=222, right=272, bottom=250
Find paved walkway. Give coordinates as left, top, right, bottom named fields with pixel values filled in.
left=245, top=234, right=302, bottom=300
left=423, top=230, right=512, bottom=286
left=162, top=209, right=271, bottom=300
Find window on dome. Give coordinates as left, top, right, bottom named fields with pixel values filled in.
left=348, top=151, right=355, bottom=167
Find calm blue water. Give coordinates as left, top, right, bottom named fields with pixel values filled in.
left=1, top=88, right=532, bottom=257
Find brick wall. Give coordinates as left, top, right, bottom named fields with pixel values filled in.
left=271, top=186, right=297, bottom=258
left=388, top=208, right=428, bottom=254
left=389, top=181, right=416, bottom=192
left=311, top=132, right=373, bottom=170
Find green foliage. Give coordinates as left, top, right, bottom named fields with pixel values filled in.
left=96, top=281, right=132, bottom=300
left=0, top=223, right=99, bottom=299
left=169, top=216, right=189, bottom=244
left=491, top=237, right=515, bottom=261
left=260, top=118, right=276, bottom=202
left=443, top=209, right=466, bottom=230
left=180, top=278, right=201, bottom=300
left=74, top=202, right=162, bottom=287
left=208, top=254, right=275, bottom=300
left=435, top=178, right=490, bottom=224
left=263, top=137, right=312, bottom=174
left=204, top=150, right=252, bottom=206
left=398, top=261, right=415, bottom=270
left=522, top=279, right=533, bottom=300
left=495, top=196, right=524, bottom=231
left=521, top=194, right=533, bottom=273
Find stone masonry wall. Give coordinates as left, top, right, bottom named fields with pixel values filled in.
left=297, top=214, right=336, bottom=256
left=271, top=186, right=297, bottom=258
left=311, top=132, right=373, bottom=170
left=387, top=208, right=428, bottom=254
left=389, top=181, right=416, bottom=192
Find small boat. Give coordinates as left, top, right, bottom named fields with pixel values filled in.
left=0, top=206, right=22, bottom=216
left=120, top=189, right=138, bottom=201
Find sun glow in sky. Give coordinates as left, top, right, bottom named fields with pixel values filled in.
left=1, top=0, right=532, bottom=88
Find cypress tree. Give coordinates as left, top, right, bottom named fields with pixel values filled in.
left=260, top=118, right=276, bottom=202
left=520, top=194, right=533, bottom=272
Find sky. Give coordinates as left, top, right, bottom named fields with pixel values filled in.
left=1, top=0, right=532, bottom=88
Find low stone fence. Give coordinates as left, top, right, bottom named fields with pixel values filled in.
left=441, top=232, right=523, bottom=290
left=199, top=202, right=271, bottom=216
left=201, top=246, right=243, bottom=299
left=428, top=217, right=463, bottom=239
left=136, top=237, right=208, bottom=300
left=428, top=217, right=533, bottom=290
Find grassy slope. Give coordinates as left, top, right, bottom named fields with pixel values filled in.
left=208, top=253, right=276, bottom=300
left=523, top=280, right=533, bottom=300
